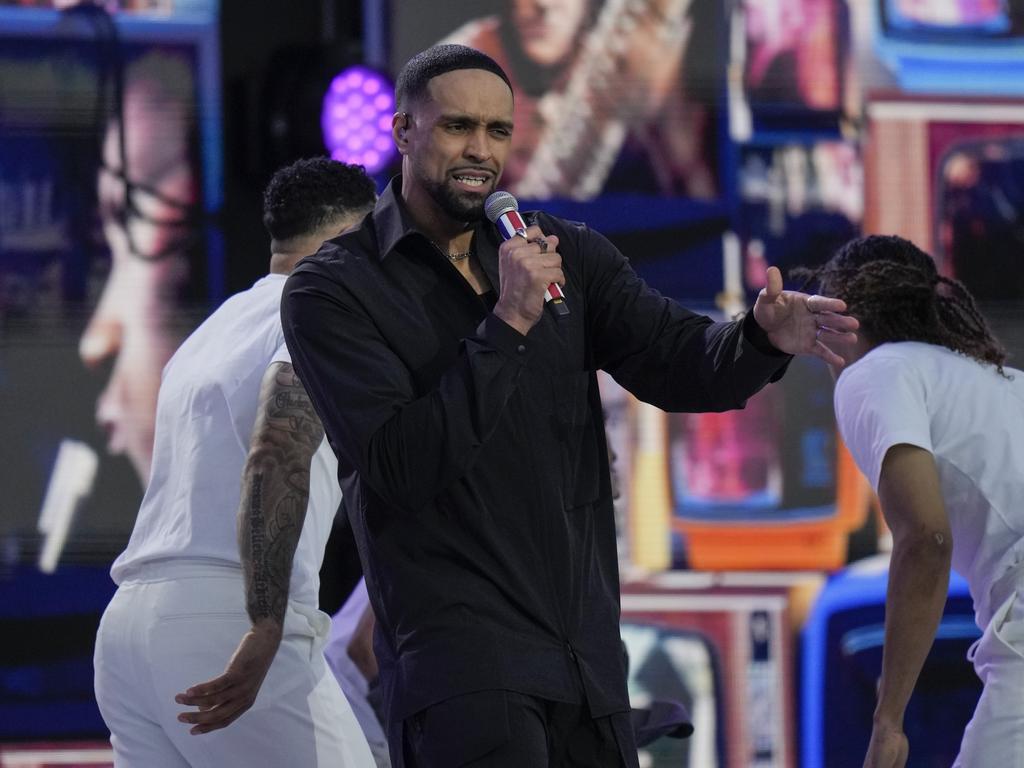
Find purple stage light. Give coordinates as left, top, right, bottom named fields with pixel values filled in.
left=322, top=65, right=396, bottom=173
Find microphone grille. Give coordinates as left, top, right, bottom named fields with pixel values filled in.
left=484, top=191, right=518, bottom=223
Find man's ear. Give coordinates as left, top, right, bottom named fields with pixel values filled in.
left=392, top=112, right=410, bottom=154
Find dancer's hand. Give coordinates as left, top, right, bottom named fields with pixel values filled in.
left=174, top=620, right=282, bottom=734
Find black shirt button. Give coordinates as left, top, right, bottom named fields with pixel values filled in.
left=516, top=344, right=526, bottom=354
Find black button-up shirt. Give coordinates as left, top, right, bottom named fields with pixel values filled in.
left=281, top=178, right=790, bottom=725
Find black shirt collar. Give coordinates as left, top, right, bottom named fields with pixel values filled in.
left=373, top=176, right=420, bottom=260
left=372, top=176, right=503, bottom=288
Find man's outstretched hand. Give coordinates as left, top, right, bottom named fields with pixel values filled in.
left=174, top=620, right=282, bottom=735
left=752, top=266, right=858, bottom=367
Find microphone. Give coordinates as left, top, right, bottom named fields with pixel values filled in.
left=484, top=191, right=569, bottom=317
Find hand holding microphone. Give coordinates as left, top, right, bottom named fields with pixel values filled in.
left=485, top=191, right=569, bottom=335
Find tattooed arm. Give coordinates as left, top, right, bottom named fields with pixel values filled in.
left=239, top=361, right=325, bottom=629
left=175, top=362, right=326, bottom=734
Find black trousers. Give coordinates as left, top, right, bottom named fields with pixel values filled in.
left=393, top=689, right=639, bottom=768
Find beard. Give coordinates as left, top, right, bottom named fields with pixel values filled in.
left=422, top=174, right=491, bottom=223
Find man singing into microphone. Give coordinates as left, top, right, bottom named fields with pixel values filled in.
left=281, top=44, right=858, bottom=767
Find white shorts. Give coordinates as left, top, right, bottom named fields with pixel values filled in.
left=955, top=590, right=1024, bottom=767
left=94, top=561, right=374, bottom=768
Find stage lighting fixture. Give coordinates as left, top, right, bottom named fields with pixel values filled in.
left=321, top=65, right=395, bottom=174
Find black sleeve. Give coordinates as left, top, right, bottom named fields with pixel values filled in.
left=571, top=222, right=791, bottom=412
left=281, top=264, right=532, bottom=513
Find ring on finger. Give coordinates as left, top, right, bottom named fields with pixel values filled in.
left=529, top=236, right=548, bottom=253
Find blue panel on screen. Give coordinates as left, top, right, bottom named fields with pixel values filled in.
left=874, top=0, right=1024, bottom=94
left=801, top=560, right=982, bottom=768
left=883, top=0, right=1011, bottom=34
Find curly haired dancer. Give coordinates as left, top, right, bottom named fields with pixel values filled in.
left=796, top=235, right=1024, bottom=768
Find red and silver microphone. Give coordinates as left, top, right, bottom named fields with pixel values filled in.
left=484, top=191, right=569, bottom=317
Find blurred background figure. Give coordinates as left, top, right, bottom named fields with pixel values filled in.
left=77, top=47, right=199, bottom=484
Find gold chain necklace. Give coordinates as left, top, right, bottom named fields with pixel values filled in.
left=430, top=239, right=473, bottom=263
left=425, top=236, right=473, bottom=264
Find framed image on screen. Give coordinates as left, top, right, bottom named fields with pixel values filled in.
left=666, top=353, right=862, bottom=572
left=731, top=0, right=851, bottom=138
left=622, top=579, right=800, bottom=768
left=608, top=352, right=869, bottom=572
left=865, top=96, right=1024, bottom=302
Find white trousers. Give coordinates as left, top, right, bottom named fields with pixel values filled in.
left=954, top=590, right=1024, bottom=767
left=94, top=561, right=374, bottom=768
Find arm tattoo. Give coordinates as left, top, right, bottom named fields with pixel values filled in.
left=239, top=362, right=326, bottom=627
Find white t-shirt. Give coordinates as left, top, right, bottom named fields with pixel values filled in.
left=835, top=341, right=1024, bottom=628
left=111, top=273, right=340, bottom=608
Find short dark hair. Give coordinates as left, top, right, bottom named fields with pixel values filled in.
left=262, top=157, right=376, bottom=242
left=793, top=234, right=1007, bottom=372
left=394, top=44, right=513, bottom=112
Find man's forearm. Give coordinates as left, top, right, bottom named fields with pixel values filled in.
left=875, top=536, right=951, bottom=725
left=238, top=363, right=325, bottom=627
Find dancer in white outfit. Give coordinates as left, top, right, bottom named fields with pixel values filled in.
left=94, top=158, right=377, bottom=767
left=796, top=234, right=1024, bottom=768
